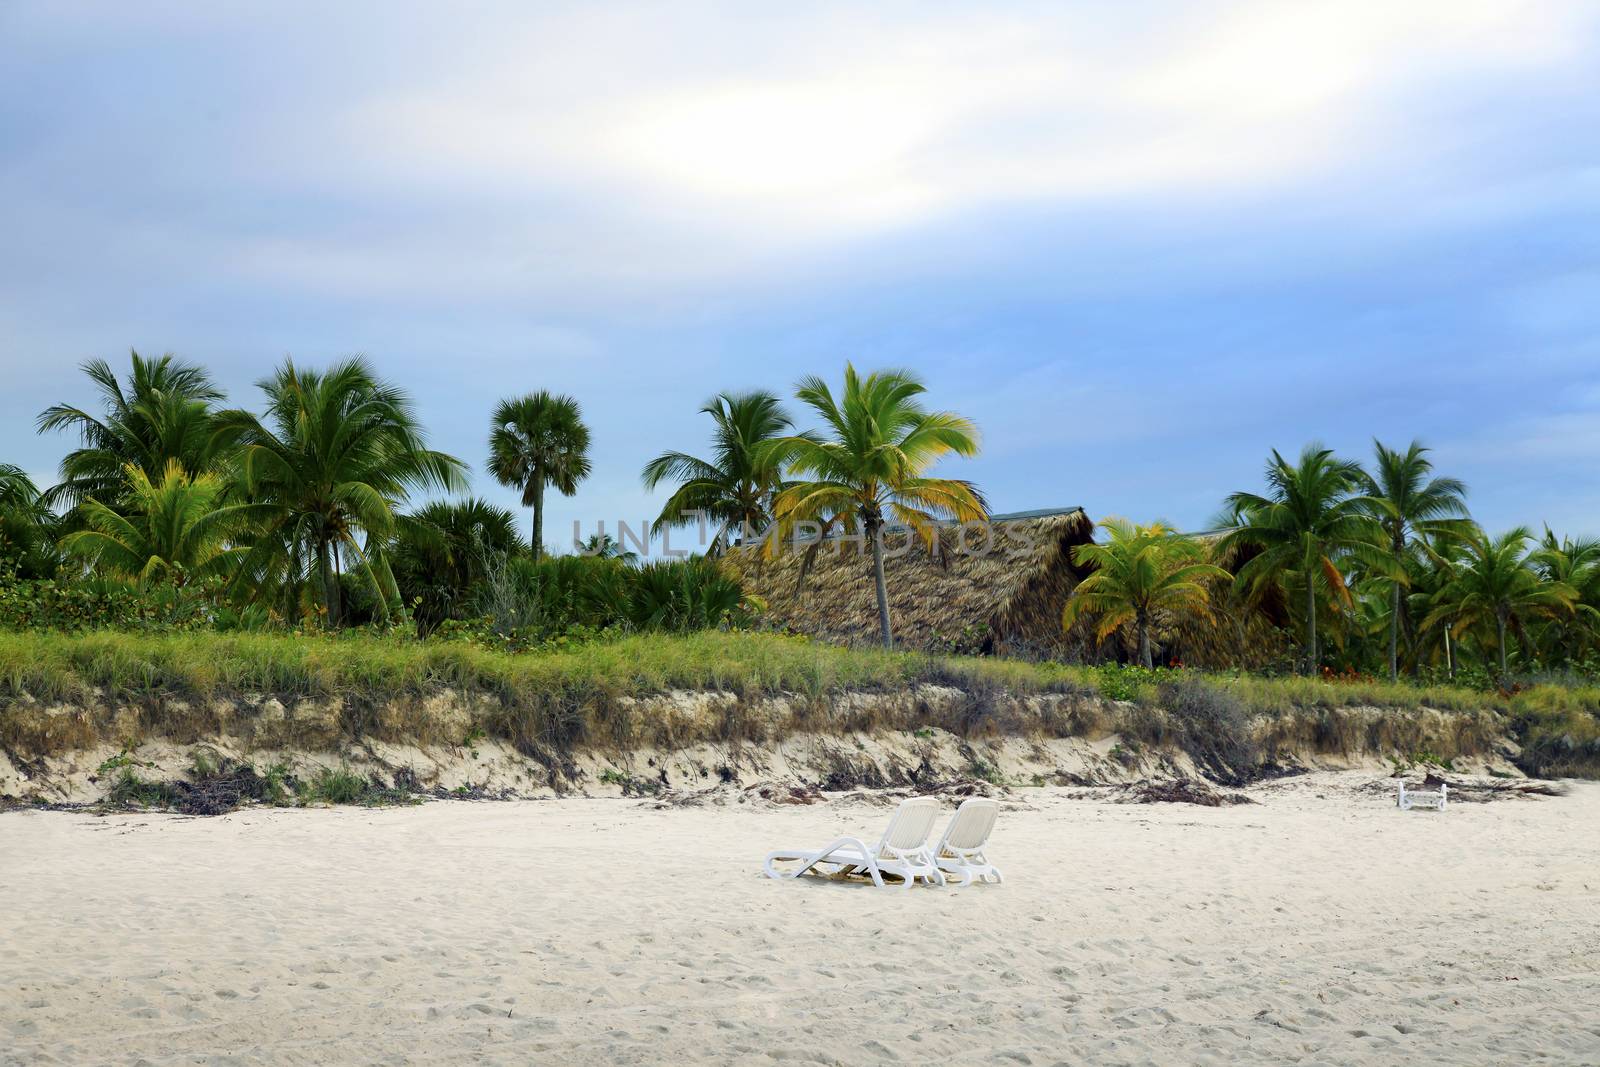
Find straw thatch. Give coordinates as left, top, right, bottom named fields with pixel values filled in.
left=1165, top=535, right=1294, bottom=670
left=724, top=508, right=1097, bottom=656
left=727, top=509, right=1294, bottom=666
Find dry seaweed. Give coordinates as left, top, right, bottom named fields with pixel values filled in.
left=1122, top=778, right=1254, bottom=806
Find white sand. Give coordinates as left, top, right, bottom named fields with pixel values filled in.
left=2, top=773, right=1597, bottom=1066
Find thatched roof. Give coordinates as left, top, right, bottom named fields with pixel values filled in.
left=724, top=508, right=1095, bottom=655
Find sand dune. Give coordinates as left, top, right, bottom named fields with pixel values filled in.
left=3, top=773, right=1597, bottom=1065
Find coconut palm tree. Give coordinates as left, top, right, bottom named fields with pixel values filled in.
left=1424, top=526, right=1576, bottom=676
left=641, top=391, right=792, bottom=554
left=1217, top=444, right=1378, bottom=674
left=35, top=351, right=230, bottom=510
left=488, top=392, right=591, bottom=561
left=216, top=357, right=467, bottom=626
left=0, top=464, right=60, bottom=579
left=1531, top=529, right=1600, bottom=666
left=0, top=464, right=38, bottom=511
left=1359, top=439, right=1470, bottom=680
left=59, top=461, right=269, bottom=589
left=1063, top=518, right=1228, bottom=668
left=1395, top=536, right=1458, bottom=677
left=765, top=364, right=987, bottom=650
left=579, top=532, right=640, bottom=563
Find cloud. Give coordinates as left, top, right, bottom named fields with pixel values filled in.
left=340, top=1, right=1594, bottom=244
left=4, top=2, right=1600, bottom=540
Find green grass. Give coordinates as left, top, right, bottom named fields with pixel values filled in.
left=0, top=628, right=1510, bottom=710
left=1, top=628, right=1594, bottom=777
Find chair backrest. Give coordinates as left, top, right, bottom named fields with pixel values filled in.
left=878, top=797, right=942, bottom=854
left=940, top=798, right=999, bottom=852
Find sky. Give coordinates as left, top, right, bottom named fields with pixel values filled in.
left=3, top=1, right=1599, bottom=551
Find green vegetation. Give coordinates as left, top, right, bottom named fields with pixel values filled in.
left=641, top=390, right=792, bottom=555
left=95, top=752, right=413, bottom=813
left=220, top=357, right=469, bottom=627
left=764, top=364, right=987, bottom=650
left=0, top=629, right=1592, bottom=776
left=5, top=350, right=1600, bottom=781
left=59, top=461, right=268, bottom=589
left=1063, top=519, right=1227, bottom=669
left=1360, top=440, right=1472, bottom=681
left=488, top=391, right=591, bottom=560
left=1424, top=526, right=1578, bottom=676
left=1218, top=443, right=1378, bottom=674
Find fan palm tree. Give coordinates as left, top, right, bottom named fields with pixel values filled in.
left=641, top=391, right=792, bottom=554
left=1217, top=444, right=1378, bottom=674
left=1063, top=518, right=1228, bottom=668
left=59, top=461, right=268, bottom=589
left=1423, top=526, right=1576, bottom=676
left=390, top=498, right=522, bottom=635
left=1359, top=439, right=1470, bottom=680
left=764, top=364, right=987, bottom=650
left=488, top=392, right=591, bottom=561
left=216, top=357, right=467, bottom=626
left=36, top=351, right=230, bottom=510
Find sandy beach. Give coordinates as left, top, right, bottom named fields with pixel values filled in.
left=3, top=773, right=1597, bottom=1066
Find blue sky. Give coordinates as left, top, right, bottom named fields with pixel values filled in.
left=3, top=1, right=1598, bottom=549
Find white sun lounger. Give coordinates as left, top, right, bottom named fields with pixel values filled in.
left=1397, top=781, right=1448, bottom=811
left=764, top=796, right=945, bottom=889
left=930, top=797, right=1003, bottom=886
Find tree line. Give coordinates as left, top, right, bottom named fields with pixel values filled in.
left=2, top=350, right=1595, bottom=684
left=1063, top=444, right=1593, bottom=681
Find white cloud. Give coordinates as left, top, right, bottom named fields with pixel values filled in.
left=337, top=0, right=1594, bottom=250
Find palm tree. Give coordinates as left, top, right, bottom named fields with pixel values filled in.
left=1359, top=440, right=1470, bottom=680
left=1424, top=526, right=1576, bottom=676
left=216, top=357, right=467, bottom=626
left=641, top=391, right=792, bottom=554
left=1217, top=444, right=1377, bottom=674
left=390, top=498, right=522, bottom=635
left=1063, top=518, right=1228, bottom=668
left=765, top=364, right=987, bottom=650
left=0, top=464, right=60, bottom=579
left=488, top=392, right=591, bottom=561
left=0, top=464, right=38, bottom=510
left=1530, top=529, right=1600, bottom=666
left=579, top=532, right=640, bottom=564
left=1408, top=544, right=1462, bottom=678
left=59, top=461, right=268, bottom=589
left=36, top=351, right=230, bottom=510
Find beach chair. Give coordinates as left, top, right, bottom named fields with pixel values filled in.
left=930, top=797, right=1003, bottom=886
left=1397, top=781, right=1448, bottom=811
left=763, top=796, right=945, bottom=889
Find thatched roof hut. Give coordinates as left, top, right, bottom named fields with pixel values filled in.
left=724, top=507, right=1096, bottom=656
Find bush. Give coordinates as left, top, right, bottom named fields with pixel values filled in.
left=0, top=572, right=222, bottom=632
left=458, top=554, right=756, bottom=648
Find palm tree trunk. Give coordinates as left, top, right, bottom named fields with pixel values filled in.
left=1497, top=612, right=1508, bottom=676
left=869, top=520, right=893, bottom=650
left=1389, top=579, right=1400, bottom=681
left=1138, top=617, right=1152, bottom=670
left=1305, top=570, right=1318, bottom=675
left=1444, top=624, right=1455, bottom=680
left=318, top=538, right=340, bottom=629
left=531, top=476, right=544, bottom=563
